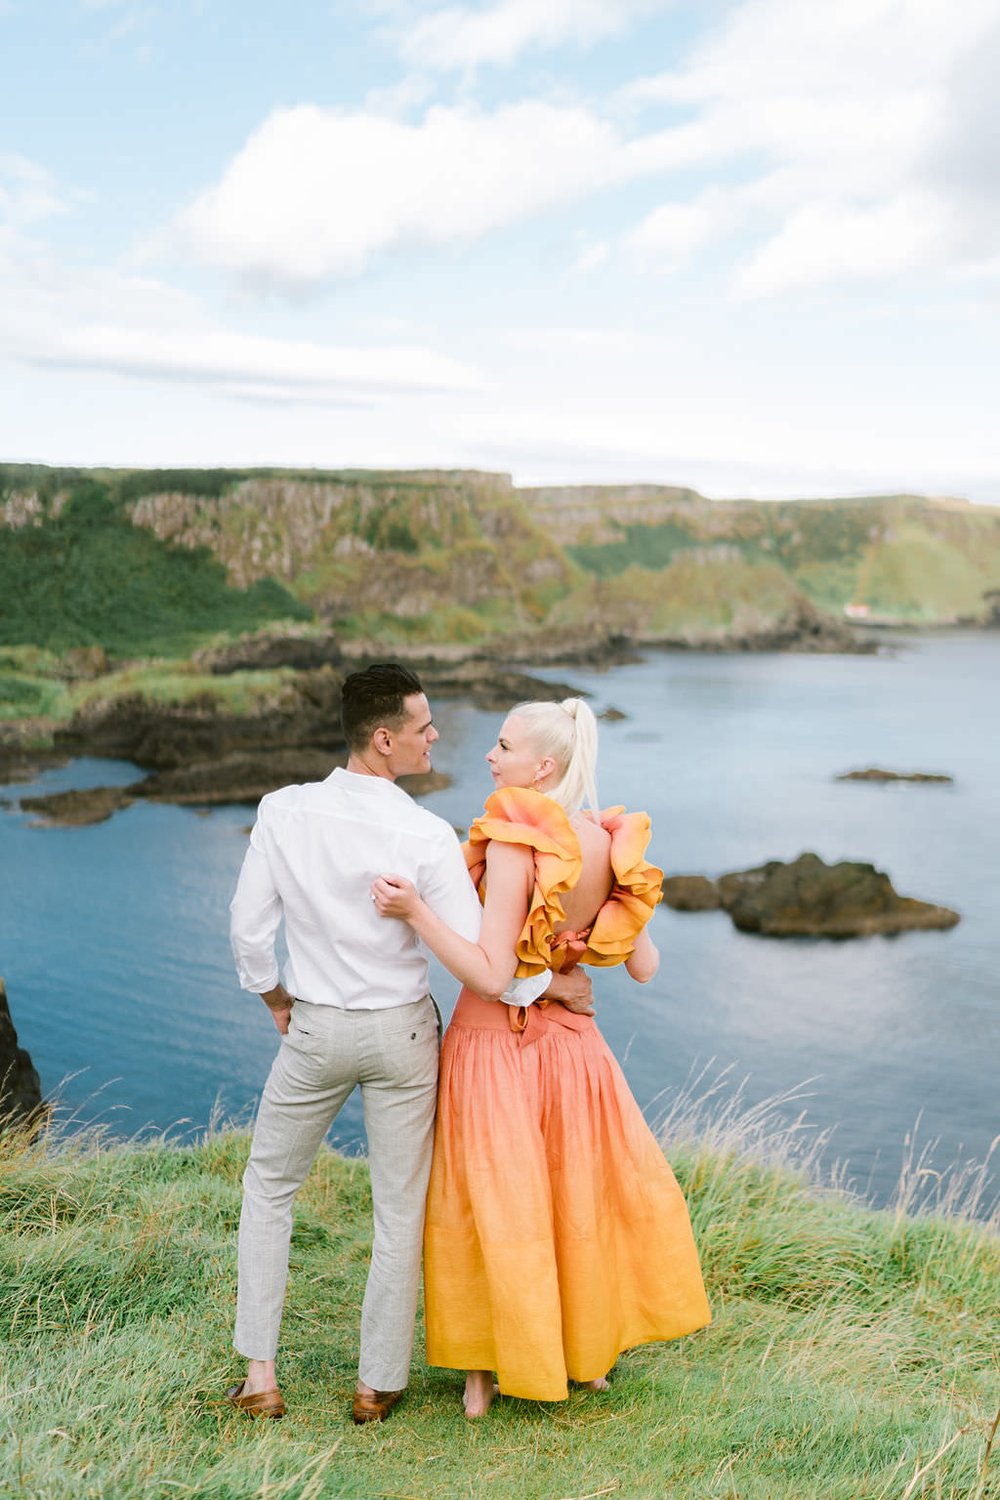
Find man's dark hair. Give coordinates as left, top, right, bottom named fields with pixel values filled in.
left=340, top=663, right=425, bottom=751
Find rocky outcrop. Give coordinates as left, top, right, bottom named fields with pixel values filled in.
left=662, top=852, right=960, bottom=936
left=0, top=978, right=43, bottom=1130
left=6, top=661, right=587, bottom=823
left=661, top=875, right=722, bottom=911
left=20, top=785, right=134, bottom=826
left=52, top=669, right=347, bottom=771
left=16, top=755, right=455, bottom=824
left=194, top=629, right=344, bottom=675
left=836, top=768, right=954, bottom=784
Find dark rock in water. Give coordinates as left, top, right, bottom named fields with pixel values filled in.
left=662, top=875, right=722, bottom=911
left=483, top=631, right=641, bottom=669
left=715, top=852, right=960, bottom=937
left=135, top=753, right=452, bottom=809
left=836, top=768, right=954, bottom=784
left=53, top=668, right=348, bottom=771
left=598, top=706, right=627, bottom=722
left=20, top=785, right=134, bottom=827
left=398, top=770, right=452, bottom=798
left=388, top=660, right=583, bottom=712
left=195, top=629, right=344, bottom=675
left=0, top=978, right=43, bottom=1130
left=135, top=749, right=347, bottom=805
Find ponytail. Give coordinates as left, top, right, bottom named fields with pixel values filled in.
left=510, top=697, right=600, bottom=816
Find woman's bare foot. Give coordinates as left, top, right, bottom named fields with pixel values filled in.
left=462, top=1369, right=498, bottom=1419
left=582, top=1375, right=611, bottom=1391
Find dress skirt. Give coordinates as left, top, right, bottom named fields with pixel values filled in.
left=423, top=988, right=712, bottom=1401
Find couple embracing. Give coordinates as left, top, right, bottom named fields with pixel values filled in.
left=226, top=663, right=710, bottom=1424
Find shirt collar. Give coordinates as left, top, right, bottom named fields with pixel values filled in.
left=327, top=766, right=413, bottom=800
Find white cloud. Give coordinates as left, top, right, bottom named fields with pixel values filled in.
left=0, top=155, right=68, bottom=229
left=618, top=0, right=1000, bottom=293
left=570, top=241, right=610, bottom=274
left=27, top=323, right=481, bottom=398
left=625, top=188, right=733, bottom=272
left=0, top=207, right=481, bottom=403
left=395, top=0, right=664, bottom=72
left=160, top=0, right=1000, bottom=300
left=735, top=191, right=951, bottom=296
left=163, top=100, right=669, bottom=290
left=502, top=325, right=670, bottom=357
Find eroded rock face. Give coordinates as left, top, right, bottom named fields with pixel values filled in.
left=194, top=630, right=344, bottom=675
left=0, top=979, right=43, bottom=1129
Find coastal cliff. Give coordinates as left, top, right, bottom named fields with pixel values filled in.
left=4, top=467, right=998, bottom=669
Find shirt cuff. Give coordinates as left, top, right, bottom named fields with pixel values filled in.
left=497, top=969, right=551, bottom=1006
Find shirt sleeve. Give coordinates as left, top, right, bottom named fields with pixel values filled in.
left=229, top=836, right=283, bottom=994
left=418, top=824, right=484, bottom=941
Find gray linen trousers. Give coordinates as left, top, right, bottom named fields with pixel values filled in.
left=235, top=994, right=440, bottom=1391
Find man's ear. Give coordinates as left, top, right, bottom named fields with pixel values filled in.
left=372, top=726, right=393, bottom=758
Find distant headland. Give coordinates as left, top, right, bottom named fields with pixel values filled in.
left=2, top=465, right=999, bottom=784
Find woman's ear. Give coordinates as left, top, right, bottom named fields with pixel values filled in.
left=534, top=755, right=557, bottom=785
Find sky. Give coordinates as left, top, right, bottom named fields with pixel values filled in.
left=2, top=0, right=1000, bottom=500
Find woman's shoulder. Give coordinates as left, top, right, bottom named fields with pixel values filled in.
left=471, top=786, right=580, bottom=858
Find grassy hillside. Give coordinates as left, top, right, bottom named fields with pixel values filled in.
left=533, top=487, right=1000, bottom=623
left=550, top=550, right=814, bottom=642
left=0, top=479, right=310, bottom=657
left=0, top=466, right=577, bottom=653
left=0, top=1112, right=996, bottom=1500
left=3, top=468, right=1000, bottom=667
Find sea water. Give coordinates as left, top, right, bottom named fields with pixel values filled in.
left=2, top=631, right=996, bottom=1209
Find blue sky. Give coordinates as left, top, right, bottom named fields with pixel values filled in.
left=2, top=0, right=999, bottom=499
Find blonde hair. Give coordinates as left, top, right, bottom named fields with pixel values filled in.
left=511, top=697, right=600, bottom=815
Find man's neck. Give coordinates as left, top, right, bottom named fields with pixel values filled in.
left=345, top=751, right=397, bottom=782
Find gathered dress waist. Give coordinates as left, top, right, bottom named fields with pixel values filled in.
left=451, top=985, right=595, bottom=1044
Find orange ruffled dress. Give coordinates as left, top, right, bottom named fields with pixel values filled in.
left=423, top=787, right=711, bottom=1401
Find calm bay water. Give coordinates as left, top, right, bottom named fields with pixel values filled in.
left=2, top=631, right=997, bottom=1209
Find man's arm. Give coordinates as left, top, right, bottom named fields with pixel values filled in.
left=546, top=967, right=595, bottom=1016
left=230, top=832, right=291, bottom=1034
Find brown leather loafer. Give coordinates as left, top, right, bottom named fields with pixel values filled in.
left=352, top=1387, right=404, bottom=1424
left=225, top=1380, right=286, bottom=1420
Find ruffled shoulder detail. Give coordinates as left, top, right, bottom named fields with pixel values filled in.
left=464, top=787, right=582, bottom=977
left=574, top=807, right=663, bottom=968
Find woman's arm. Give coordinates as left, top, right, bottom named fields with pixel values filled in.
left=372, top=840, right=534, bottom=1002
left=625, top=925, right=660, bottom=983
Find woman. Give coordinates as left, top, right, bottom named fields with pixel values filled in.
left=372, top=698, right=710, bottom=1417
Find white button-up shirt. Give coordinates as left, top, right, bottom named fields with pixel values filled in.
left=230, top=767, right=546, bottom=1011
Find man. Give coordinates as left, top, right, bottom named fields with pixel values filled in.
left=226, top=663, right=591, bottom=1423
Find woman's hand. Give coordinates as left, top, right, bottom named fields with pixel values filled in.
left=371, top=874, right=421, bottom=921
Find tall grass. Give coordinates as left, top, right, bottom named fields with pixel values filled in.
left=0, top=1086, right=996, bottom=1500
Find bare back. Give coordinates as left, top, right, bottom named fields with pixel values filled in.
left=554, top=813, right=614, bottom=934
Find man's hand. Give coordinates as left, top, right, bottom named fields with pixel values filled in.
left=546, top=967, right=595, bottom=1017
left=260, top=984, right=294, bottom=1035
